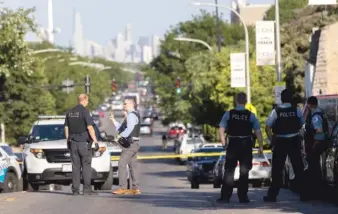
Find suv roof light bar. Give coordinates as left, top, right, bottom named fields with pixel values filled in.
left=38, top=115, right=66, bottom=119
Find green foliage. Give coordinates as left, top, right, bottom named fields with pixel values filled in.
left=0, top=7, right=132, bottom=144
left=145, top=11, right=277, bottom=141
left=265, top=0, right=308, bottom=23
left=0, top=7, right=56, bottom=143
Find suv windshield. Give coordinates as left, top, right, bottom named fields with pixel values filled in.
left=31, top=123, right=102, bottom=142
left=0, top=146, right=14, bottom=156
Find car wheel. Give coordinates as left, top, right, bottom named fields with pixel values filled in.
left=96, top=168, right=113, bottom=190
left=191, top=179, right=199, bottom=189
left=282, top=167, right=289, bottom=189
left=252, top=180, right=262, bottom=188
left=28, top=182, right=39, bottom=191
left=213, top=180, right=221, bottom=188
left=3, top=172, right=18, bottom=193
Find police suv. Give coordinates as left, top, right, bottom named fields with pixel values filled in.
left=0, top=144, right=23, bottom=193
left=17, top=115, right=113, bottom=191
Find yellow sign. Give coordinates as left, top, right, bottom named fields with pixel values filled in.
left=245, top=103, right=257, bottom=116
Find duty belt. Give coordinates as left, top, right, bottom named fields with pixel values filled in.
left=228, top=135, right=252, bottom=138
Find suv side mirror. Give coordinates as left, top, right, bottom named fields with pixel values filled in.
left=17, top=136, right=27, bottom=145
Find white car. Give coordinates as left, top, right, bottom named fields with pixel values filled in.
left=215, top=150, right=272, bottom=188
left=140, top=124, right=152, bottom=135
left=0, top=143, right=23, bottom=193
left=200, top=143, right=223, bottom=149
left=178, top=135, right=205, bottom=163
left=111, top=100, right=124, bottom=111
left=18, top=115, right=113, bottom=191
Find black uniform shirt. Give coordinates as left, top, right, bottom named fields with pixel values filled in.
left=65, top=104, right=94, bottom=142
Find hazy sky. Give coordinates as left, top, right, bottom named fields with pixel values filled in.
left=4, top=0, right=274, bottom=47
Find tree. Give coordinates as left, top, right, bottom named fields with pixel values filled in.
left=265, top=0, right=308, bottom=24
left=0, top=7, right=56, bottom=143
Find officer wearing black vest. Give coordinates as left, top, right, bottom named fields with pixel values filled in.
left=218, top=92, right=264, bottom=203
left=109, top=98, right=141, bottom=195
left=64, top=94, right=99, bottom=196
left=303, top=96, right=329, bottom=200
left=263, top=89, right=306, bottom=202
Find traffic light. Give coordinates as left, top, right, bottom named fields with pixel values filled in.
left=175, top=77, right=181, bottom=94
left=84, top=75, right=90, bottom=94
left=111, top=79, right=117, bottom=91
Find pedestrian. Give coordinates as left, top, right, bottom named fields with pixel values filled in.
left=218, top=92, right=264, bottom=203
left=303, top=96, right=329, bottom=201
left=162, top=134, right=168, bottom=151
left=263, top=89, right=306, bottom=202
left=64, top=94, right=99, bottom=196
left=109, top=98, right=141, bottom=195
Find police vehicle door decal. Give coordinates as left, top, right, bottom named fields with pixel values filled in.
left=0, top=163, right=9, bottom=183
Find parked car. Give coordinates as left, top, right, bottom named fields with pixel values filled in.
left=212, top=150, right=272, bottom=188
left=140, top=124, right=152, bottom=135
left=186, top=147, right=224, bottom=189
left=178, top=135, right=204, bottom=164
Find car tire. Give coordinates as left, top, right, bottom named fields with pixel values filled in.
left=28, top=182, right=39, bottom=191
left=191, top=179, right=199, bottom=189
left=213, top=180, right=221, bottom=188
left=95, top=168, right=113, bottom=190
left=252, top=180, right=262, bottom=188
left=3, top=172, right=18, bottom=193
left=282, top=167, right=289, bottom=189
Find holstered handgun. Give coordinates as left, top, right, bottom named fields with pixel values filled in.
left=118, top=137, right=132, bottom=148
left=67, top=137, right=73, bottom=150
left=87, top=139, right=93, bottom=150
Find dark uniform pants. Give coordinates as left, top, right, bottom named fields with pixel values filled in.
left=268, top=136, right=305, bottom=198
left=305, top=140, right=327, bottom=199
left=221, top=137, right=253, bottom=200
left=70, top=141, right=92, bottom=193
left=119, top=142, right=140, bottom=189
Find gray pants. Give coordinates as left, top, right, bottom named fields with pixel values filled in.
left=70, top=141, right=92, bottom=193
left=119, top=142, right=140, bottom=189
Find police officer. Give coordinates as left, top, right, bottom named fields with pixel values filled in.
left=110, top=98, right=141, bottom=195
left=303, top=96, right=329, bottom=200
left=64, top=94, right=99, bottom=196
left=263, top=89, right=305, bottom=202
left=218, top=92, right=264, bottom=203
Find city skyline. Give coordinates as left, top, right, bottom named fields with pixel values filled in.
left=4, top=0, right=273, bottom=47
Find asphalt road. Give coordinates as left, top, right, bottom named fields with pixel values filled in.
left=1, top=113, right=338, bottom=213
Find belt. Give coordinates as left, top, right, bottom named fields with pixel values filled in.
left=228, top=135, right=251, bottom=138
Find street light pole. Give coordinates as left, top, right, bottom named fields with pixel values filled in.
left=275, top=0, right=282, bottom=82
left=215, top=0, right=221, bottom=52
left=174, top=37, right=213, bottom=51
left=192, top=1, right=251, bottom=103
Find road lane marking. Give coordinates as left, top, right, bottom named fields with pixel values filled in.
left=5, top=197, right=15, bottom=201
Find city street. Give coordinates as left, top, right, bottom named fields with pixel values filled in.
left=0, top=114, right=337, bottom=214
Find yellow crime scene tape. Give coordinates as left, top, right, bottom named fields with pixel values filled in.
left=111, top=150, right=271, bottom=161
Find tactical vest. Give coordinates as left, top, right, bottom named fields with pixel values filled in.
left=66, top=105, right=87, bottom=135
left=272, top=107, right=300, bottom=135
left=118, top=111, right=141, bottom=138
left=304, top=111, right=329, bottom=142
left=227, top=109, right=253, bottom=136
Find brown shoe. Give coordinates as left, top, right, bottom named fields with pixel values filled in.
left=131, top=189, right=141, bottom=195
left=112, top=189, right=130, bottom=195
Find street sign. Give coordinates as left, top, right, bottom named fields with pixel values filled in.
left=274, top=85, right=286, bottom=104
left=308, top=0, right=336, bottom=5
left=230, top=53, right=246, bottom=88
left=255, top=21, right=275, bottom=66
left=62, top=79, right=74, bottom=93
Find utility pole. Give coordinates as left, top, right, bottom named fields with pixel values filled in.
left=85, top=75, right=90, bottom=94
left=275, top=0, right=282, bottom=82
left=215, top=0, right=221, bottom=52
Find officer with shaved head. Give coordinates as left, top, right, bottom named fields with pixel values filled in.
left=64, top=93, right=99, bottom=196
left=218, top=92, right=264, bottom=203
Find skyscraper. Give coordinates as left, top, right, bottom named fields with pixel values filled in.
left=72, top=9, right=85, bottom=55
left=125, top=24, right=132, bottom=45
left=152, top=35, right=161, bottom=57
